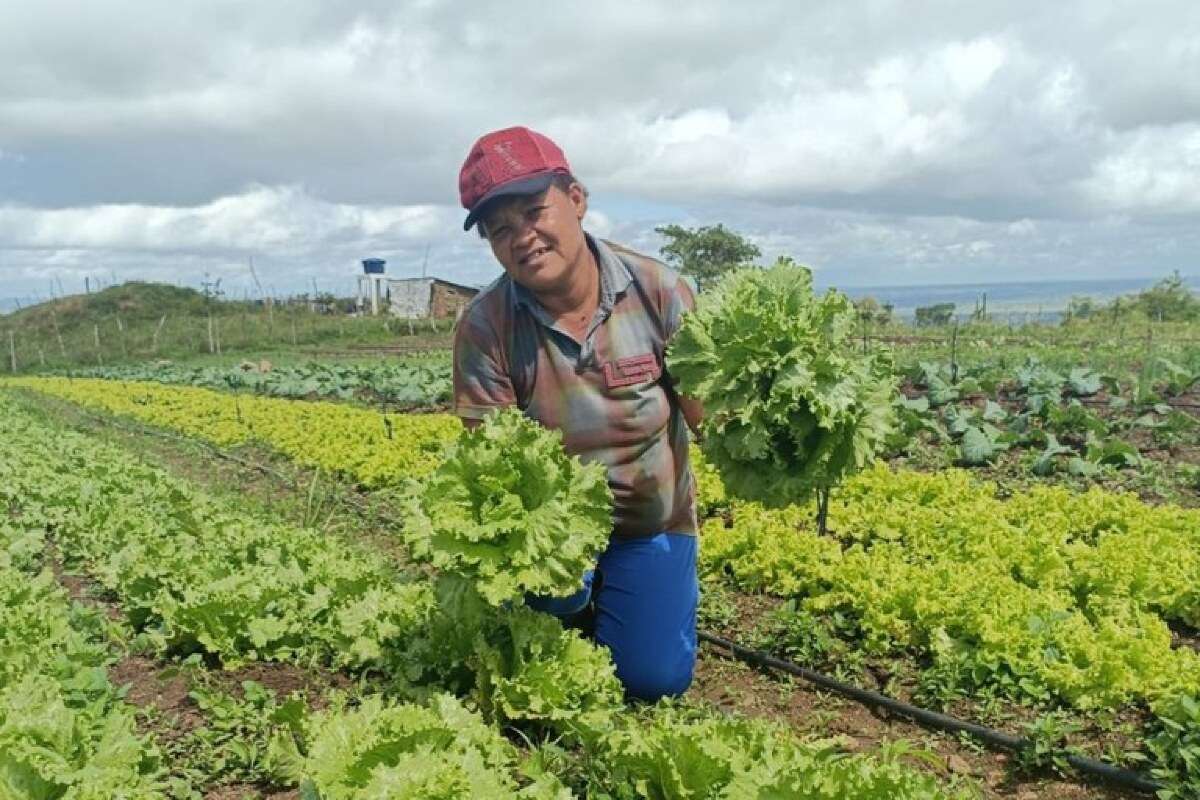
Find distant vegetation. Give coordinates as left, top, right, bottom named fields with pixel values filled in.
left=0, top=281, right=451, bottom=373
left=1064, top=271, right=1200, bottom=323
left=1, top=264, right=1196, bottom=375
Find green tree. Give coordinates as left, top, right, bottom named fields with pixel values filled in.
left=1131, top=271, right=1199, bottom=322
left=1065, top=295, right=1097, bottom=321
left=853, top=296, right=893, bottom=326
left=655, top=224, right=761, bottom=291
left=914, top=303, right=955, bottom=327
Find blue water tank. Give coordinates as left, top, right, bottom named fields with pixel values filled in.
left=362, top=258, right=386, bottom=274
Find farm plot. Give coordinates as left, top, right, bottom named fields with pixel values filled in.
left=691, top=467, right=1200, bottom=797
left=0, top=392, right=965, bottom=799
left=887, top=355, right=1200, bottom=504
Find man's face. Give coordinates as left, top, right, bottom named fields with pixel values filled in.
left=480, top=182, right=589, bottom=295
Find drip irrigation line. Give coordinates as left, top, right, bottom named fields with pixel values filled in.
left=698, top=630, right=1163, bottom=795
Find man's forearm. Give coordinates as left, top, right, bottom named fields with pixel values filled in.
left=679, top=394, right=704, bottom=441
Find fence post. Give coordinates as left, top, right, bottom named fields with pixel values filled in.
left=949, top=321, right=960, bottom=385
left=152, top=314, right=167, bottom=355
left=116, top=315, right=128, bottom=358
left=8, top=330, right=15, bottom=373
left=51, top=310, right=67, bottom=357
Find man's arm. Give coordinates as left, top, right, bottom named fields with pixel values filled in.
left=453, top=308, right=517, bottom=426
left=678, top=394, right=704, bottom=441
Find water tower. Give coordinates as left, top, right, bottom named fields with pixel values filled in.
left=357, top=258, right=387, bottom=315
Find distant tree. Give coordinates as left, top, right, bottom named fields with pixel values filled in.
left=914, top=303, right=955, bottom=327
left=655, top=223, right=761, bottom=291
left=1065, top=295, right=1098, bottom=321
left=1130, top=271, right=1199, bottom=322
left=853, top=296, right=893, bottom=326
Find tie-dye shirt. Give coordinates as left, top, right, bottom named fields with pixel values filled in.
left=453, top=234, right=697, bottom=539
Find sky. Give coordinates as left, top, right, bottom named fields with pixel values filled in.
left=1, top=0, right=1199, bottom=307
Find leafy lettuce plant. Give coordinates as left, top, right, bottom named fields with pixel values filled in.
left=584, top=703, right=966, bottom=799
left=272, top=693, right=571, bottom=799
left=667, top=259, right=896, bottom=528
left=401, top=407, right=612, bottom=606
left=398, top=409, right=623, bottom=733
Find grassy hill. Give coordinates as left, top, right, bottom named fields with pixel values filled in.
left=0, top=281, right=452, bottom=373
left=3, top=282, right=215, bottom=335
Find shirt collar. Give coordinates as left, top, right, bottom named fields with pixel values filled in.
left=511, top=232, right=633, bottom=314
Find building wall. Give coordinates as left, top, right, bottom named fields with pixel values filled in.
left=430, top=282, right=477, bottom=319
left=388, top=279, right=433, bottom=318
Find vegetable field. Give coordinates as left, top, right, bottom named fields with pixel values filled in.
left=1, top=393, right=962, bottom=799
left=3, top=277, right=1199, bottom=799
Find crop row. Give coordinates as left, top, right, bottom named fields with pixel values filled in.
left=55, top=356, right=452, bottom=407
left=4, top=376, right=461, bottom=487
left=12, top=375, right=1199, bottom=714
left=0, top=508, right=162, bottom=795
left=0, top=393, right=963, bottom=798
left=703, top=464, right=1200, bottom=712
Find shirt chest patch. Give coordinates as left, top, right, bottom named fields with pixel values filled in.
left=602, top=353, right=661, bottom=389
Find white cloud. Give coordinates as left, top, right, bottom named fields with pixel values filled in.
left=1079, top=125, right=1200, bottom=214
left=0, top=186, right=451, bottom=253
left=1, top=0, right=1199, bottom=300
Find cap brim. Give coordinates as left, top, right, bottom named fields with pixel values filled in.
left=462, top=173, right=557, bottom=231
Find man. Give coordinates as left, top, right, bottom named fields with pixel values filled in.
left=453, top=126, right=703, bottom=701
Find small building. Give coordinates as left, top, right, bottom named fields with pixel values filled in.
left=388, top=277, right=479, bottom=320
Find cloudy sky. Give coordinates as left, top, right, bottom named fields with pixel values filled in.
left=2, top=0, right=1198, bottom=306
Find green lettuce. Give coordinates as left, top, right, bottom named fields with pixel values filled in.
left=667, top=259, right=896, bottom=508
left=587, top=703, right=967, bottom=799
left=401, top=408, right=612, bottom=605
left=274, top=693, right=571, bottom=800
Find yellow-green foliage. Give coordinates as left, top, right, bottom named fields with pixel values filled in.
left=701, top=461, right=1200, bottom=711
left=5, top=377, right=460, bottom=487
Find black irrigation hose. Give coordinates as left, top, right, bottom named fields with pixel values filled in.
left=698, top=630, right=1163, bottom=795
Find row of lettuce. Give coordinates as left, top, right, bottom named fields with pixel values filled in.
left=0, top=393, right=962, bottom=798
left=8, top=375, right=1200, bottom=794
left=0, top=514, right=162, bottom=796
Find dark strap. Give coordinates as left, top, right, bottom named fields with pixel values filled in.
left=510, top=305, right=539, bottom=411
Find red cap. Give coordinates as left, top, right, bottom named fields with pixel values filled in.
left=459, top=126, right=572, bottom=231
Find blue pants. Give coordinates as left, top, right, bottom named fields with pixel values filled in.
left=527, top=532, right=698, bottom=701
